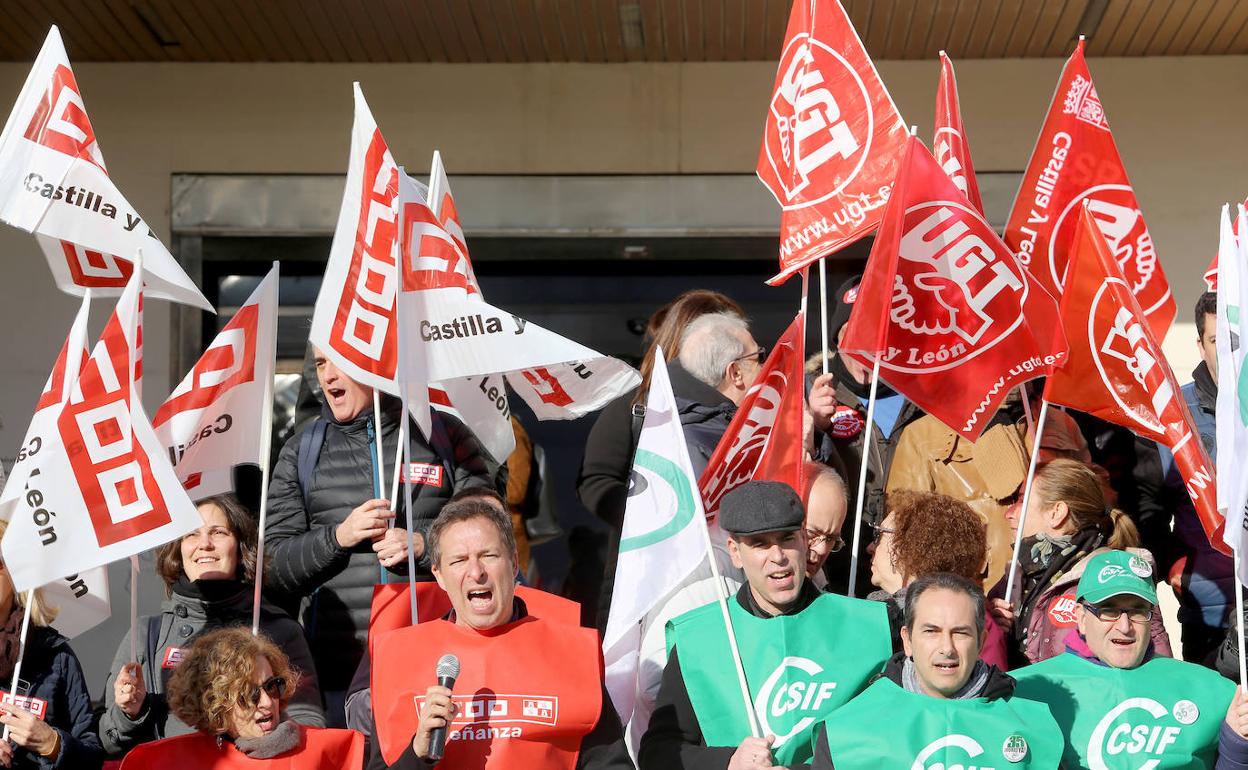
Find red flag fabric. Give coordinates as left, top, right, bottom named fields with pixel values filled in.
left=1202, top=196, right=1248, bottom=291
left=1004, top=40, right=1175, bottom=340
left=756, top=0, right=907, bottom=285
left=699, top=312, right=808, bottom=517
left=1044, top=204, right=1227, bottom=555
left=933, top=52, right=983, bottom=215
left=840, top=134, right=1066, bottom=442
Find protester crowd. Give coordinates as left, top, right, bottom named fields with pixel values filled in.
left=0, top=281, right=1241, bottom=770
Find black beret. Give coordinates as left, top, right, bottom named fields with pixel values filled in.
left=720, top=480, right=805, bottom=536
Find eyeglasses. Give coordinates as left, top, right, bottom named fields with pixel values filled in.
left=805, top=530, right=845, bottom=553
left=869, top=522, right=895, bottom=543
left=1081, top=602, right=1153, bottom=624
left=243, top=675, right=287, bottom=707
left=733, top=347, right=767, bottom=366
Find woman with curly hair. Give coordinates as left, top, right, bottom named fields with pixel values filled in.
left=867, top=490, right=1008, bottom=669
left=99, top=495, right=323, bottom=759
left=988, top=458, right=1171, bottom=667
left=120, top=628, right=362, bottom=768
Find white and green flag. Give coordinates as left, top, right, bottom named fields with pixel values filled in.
left=602, top=352, right=718, bottom=756
left=1217, top=203, right=1248, bottom=565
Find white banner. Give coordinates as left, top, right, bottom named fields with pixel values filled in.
left=0, top=28, right=210, bottom=310
left=1218, top=204, right=1248, bottom=561
left=154, top=265, right=278, bottom=501
left=310, top=83, right=401, bottom=395
left=0, top=273, right=199, bottom=591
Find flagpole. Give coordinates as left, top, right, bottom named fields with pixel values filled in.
left=251, top=318, right=278, bottom=634
left=696, top=515, right=762, bottom=738
left=129, top=555, right=140, bottom=663
left=1235, top=552, right=1247, bottom=692
left=128, top=254, right=143, bottom=664
left=400, top=382, right=419, bottom=624
left=1004, top=399, right=1051, bottom=600
left=818, top=259, right=830, bottom=374
left=2, top=593, right=34, bottom=740
left=372, top=389, right=387, bottom=585
left=846, top=356, right=882, bottom=597
left=1019, top=386, right=1035, bottom=436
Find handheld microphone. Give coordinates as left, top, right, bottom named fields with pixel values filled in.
left=428, top=654, right=460, bottom=762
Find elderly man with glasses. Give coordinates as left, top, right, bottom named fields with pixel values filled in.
left=1013, top=550, right=1248, bottom=768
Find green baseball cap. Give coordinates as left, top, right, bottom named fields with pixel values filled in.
left=1075, top=550, right=1158, bottom=606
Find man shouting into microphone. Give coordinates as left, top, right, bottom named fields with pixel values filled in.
left=367, top=497, right=631, bottom=769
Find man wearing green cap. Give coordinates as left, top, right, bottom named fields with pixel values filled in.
left=1013, top=549, right=1248, bottom=768
left=810, top=572, right=1063, bottom=769
left=638, top=480, right=891, bottom=770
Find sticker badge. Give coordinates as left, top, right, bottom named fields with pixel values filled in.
left=1047, top=593, right=1079, bottom=628
left=162, top=647, right=186, bottom=669
left=1002, top=734, right=1028, bottom=763
left=1173, top=700, right=1199, bottom=725
left=1129, top=555, right=1152, bottom=578
left=829, top=405, right=865, bottom=439
left=406, top=462, right=444, bottom=487
left=0, top=692, right=48, bottom=721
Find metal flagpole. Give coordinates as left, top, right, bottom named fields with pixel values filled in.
left=372, top=390, right=387, bottom=584
left=251, top=267, right=279, bottom=633
left=846, top=357, right=882, bottom=597
left=1235, top=552, right=1247, bottom=692
left=1004, top=400, right=1051, bottom=600
left=2, top=593, right=34, bottom=740
left=128, top=255, right=143, bottom=664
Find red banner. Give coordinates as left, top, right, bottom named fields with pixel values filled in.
left=1044, top=204, right=1227, bottom=555
left=699, top=313, right=807, bottom=516
left=1004, top=40, right=1175, bottom=340
left=933, top=52, right=983, bottom=215
left=756, top=0, right=907, bottom=285
left=840, top=135, right=1066, bottom=441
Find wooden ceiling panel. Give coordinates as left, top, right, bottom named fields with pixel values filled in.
left=1, top=1, right=1242, bottom=63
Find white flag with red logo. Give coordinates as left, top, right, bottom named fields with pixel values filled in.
left=428, top=377, right=514, bottom=465
left=839, top=134, right=1067, bottom=441
left=699, top=313, right=809, bottom=518
left=1045, top=203, right=1226, bottom=555
left=0, top=273, right=200, bottom=591
left=397, top=154, right=638, bottom=445
left=0, top=293, right=111, bottom=636
left=0, top=27, right=210, bottom=310
left=310, top=83, right=401, bottom=395
left=757, top=0, right=907, bottom=285
left=933, top=52, right=983, bottom=215
left=1203, top=195, right=1248, bottom=292
left=1004, top=39, right=1175, bottom=340
left=153, top=265, right=278, bottom=500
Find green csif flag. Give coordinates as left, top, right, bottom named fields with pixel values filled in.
left=1013, top=652, right=1234, bottom=769
left=665, top=592, right=890, bottom=765
left=816, top=677, right=1064, bottom=768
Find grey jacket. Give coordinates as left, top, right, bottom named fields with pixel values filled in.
left=97, top=579, right=323, bottom=758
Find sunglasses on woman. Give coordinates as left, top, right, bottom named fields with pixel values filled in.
left=243, top=675, right=287, bottom=707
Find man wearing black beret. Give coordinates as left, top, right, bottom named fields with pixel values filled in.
left=639, top=481, right=892, bottom=770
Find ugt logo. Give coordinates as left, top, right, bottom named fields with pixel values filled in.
left=887, top=201, right=1026, bottom=372
left=700, top=369, right=786, bottom=515
left=1051, top=185, right=1166, bottom=319
left=764, top=33, right=869, bottom=207
left=1090, top=280, right=1177, bottom=435
left=331, top=129, right=399, bottom=374
left=933, top=128, right=970, bottom=198
left=24, top=64, right=105, bottom=171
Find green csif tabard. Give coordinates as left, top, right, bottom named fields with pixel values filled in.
left=815, top=677, right=1064, bottom=769
left=664, top=592, right=891, bottom=766
left=1012, top=652, right=1234, bottom=769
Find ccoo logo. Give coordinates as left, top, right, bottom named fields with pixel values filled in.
left=885, top=200, right=1027, bottom=373
left=763, top=32, right=871, bottom=209
left=752, top=656, right=837, bottom=749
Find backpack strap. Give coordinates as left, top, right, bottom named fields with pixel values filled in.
left=296, top=418, right=328, bottom=513
left=629, top=403, right=647, bottom=448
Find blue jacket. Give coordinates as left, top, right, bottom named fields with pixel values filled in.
left=11, top=625, right=102, bottom=770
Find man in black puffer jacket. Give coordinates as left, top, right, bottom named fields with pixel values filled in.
left=265, top=348, right=495, bottom=726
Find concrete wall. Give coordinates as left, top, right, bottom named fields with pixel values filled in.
left=0, top=55, right=1244, bottom=686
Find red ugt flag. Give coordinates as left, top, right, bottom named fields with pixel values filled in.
left=933, top=52, right=983, bottom=215
left=840, top=134, right=1066, bottom=442
left=756, top=0, right=907, bottom=285
left=700, top=313, right=808, bottom=517
left=1004, top=39, right=1175, bottom=340
left=1045, top=204, right=1227, bottom=555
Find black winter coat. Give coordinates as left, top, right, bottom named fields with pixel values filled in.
left=264, top=396, right=494, bottom=690
left=11, top=625, right=102, bottom=770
